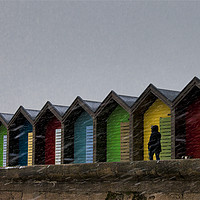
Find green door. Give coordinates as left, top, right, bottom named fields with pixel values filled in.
left=107, top=105, right=129, bottom=162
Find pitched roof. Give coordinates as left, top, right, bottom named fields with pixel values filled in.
left=83, top=100, right=101, bottom=112
left=95, top=90, right=138, bottom=117
left=8, top=106, right=40, bottom=127
left=62, top=97, right=101, bottom=121
left=0, top=113, right=13, bottom=124
left=131, top=84, right=180, bottom=113
left=0, top=113, right=14, bottom=128
left=173, top=76, right=200, bottom=107
left=52, top=105, right=69, bottom=117
left=158, top=88, right=180, bottom=101
left=34, top=101, right=69, bottom=124
left=25, top=109, right=40, bottom=120
left=118, top=95, right=138, bottom=107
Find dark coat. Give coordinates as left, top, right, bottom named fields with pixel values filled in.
left=148, top=125, right=161, bottom=153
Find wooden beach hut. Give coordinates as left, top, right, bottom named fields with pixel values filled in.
left=34, top=101, right=68, bottom=165
left=173, top=77, right=200, bottom=159
left=94, top=91, right=137, bottom=163
left=62, top=97, right=100, bottom=164
left=131, top=84, right=179, bottom=161
left=8, top=106, right=39, bottom=166
left=0, top=113, right=13, bottom=167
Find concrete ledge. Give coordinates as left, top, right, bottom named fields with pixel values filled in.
left=2, top=160, right=200, bottom=199
left=1, top=159, right=200, bottom=182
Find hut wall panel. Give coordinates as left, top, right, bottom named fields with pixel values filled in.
left=86, top=125, right=93, bottom=163
left=74, top=112, right=93, bottom=164
left=132, top=114, right=144, bottom=161
left=107, top=105, right=129, bottom=162
left=55, top=129, right=61, bottom=165
left=144, top=99, right=171, bottom=161
left=64, top=122, right=74, bottom=164
left=19, top=121, right=32, bottom=166
left=160, top=117, right=171, bottom=160
left=0, top=125, right=7, bottom=167
left=96, top=119, right=107, bottom=162
left=186, top=97, right=200, bottom=158
left=28, top=132, right=33, bottom=166
left=9, top=130, right=19, bottom=166
left=3, top=135, right=7, bottom=167
left=120, top=122, right=130, bottom=162
left=45, top=118, right=61, bottom=165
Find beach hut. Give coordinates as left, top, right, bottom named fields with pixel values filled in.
left=94, top=91, right=137, bottom=163
left=8, top=106, right=39, bottom=166
left=173, top=77, right=200, bottom=159
left=62, top=96, right=100, bottom=164
left=131, top=84, right=179, bottom=161
left=34, top=101, right=68, bottom=165
left=0, top=113, right=13, bottom=167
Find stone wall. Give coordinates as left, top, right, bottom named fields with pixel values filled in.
left=1, top=160, right=200, bottom=199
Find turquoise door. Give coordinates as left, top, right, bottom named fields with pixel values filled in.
left=74, top=111, right=93, bottom=163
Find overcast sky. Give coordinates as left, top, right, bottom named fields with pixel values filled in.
left=0, top=1, right=200, bottom=113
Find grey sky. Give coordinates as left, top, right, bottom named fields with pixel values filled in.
left=0, top=1, right=200, bottom=113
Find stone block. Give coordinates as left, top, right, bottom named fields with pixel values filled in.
left=183, top=193, right=200, bottom=200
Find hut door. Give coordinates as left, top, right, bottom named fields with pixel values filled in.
left=186, top=98, right=200, bottom=158
left=160, top=117, right=171, bottom=160
left=28, top=132, right=33, bottom=166
left=120, top=122, right=130, bottom=162
left=86, top=126, right=93, bottom=163
left=55, top=129, right=61, bottom=165
left=3, top=135, right=7, bottom=167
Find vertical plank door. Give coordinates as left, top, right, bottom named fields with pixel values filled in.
left=160, top=117, right=171, bottom=160
left=186, top=97, right=200, bottom=158
left=28, top=132, right=33, bottom=166
left=120, top=122, right=130, bottom=162
left=55, top=129, right=61, bottom=165
left=86, top=126, right=93, bottom=163
left=144, top=99, right=171, bottom=160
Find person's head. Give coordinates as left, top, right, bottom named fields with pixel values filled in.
left=151, top=125, right=158, bottom=132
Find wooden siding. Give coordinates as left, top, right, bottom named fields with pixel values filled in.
left=3, top=135, right=7, bottom=167
left=144, top=99, right=171, bottom=160
left=186, top=97, right=200, bottom=158
left=45, top=117, right=61, bottom=165
left=55, top=129, right=61, bottom=165
left=74, top=111, right=93, bottom=163
left=86, top=126, right=93, bottom=163
left=0, top=125, right=7, bottom=167
left=28, top=132, right=33, bottom=166
left=107, top=105, right=129, bottom=162
left=160, top=117, right=171, bottom=160
left=120, top=122, right=130, bottom=162
left=19, top=121, right=32, bottom=166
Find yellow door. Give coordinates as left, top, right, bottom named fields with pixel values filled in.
left=144, top=99, right=171, bottom=160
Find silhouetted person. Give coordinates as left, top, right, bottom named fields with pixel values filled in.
left=148, top=125, right=161, bottom=160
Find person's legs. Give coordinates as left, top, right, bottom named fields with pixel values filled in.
left=149, top=151, right=154, bottom=160
left=155, top=152, right=160, bottom=160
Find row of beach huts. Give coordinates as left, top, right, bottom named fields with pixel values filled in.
left=0, top=77, right=200, bottom=167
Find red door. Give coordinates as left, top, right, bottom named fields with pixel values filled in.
left=186, top=97, right=200, bottom=158
left=45, top=117, right=61, bottom=164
